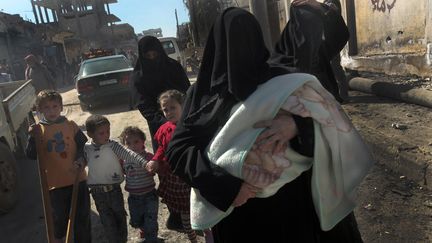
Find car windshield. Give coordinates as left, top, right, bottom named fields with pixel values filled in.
left=161, top=41, right=176, bottom=55
left=80, top=57, right=130, bottom=76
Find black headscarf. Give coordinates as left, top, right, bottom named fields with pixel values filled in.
left=135, top=35, right=169, bottom=73
left=132, top=36, right=190, bottom=121
left=183, top=7, right=287, bottom=129
left=269, top=2, right=349, bottom=101
left=166, top=7, right=297, bottom=211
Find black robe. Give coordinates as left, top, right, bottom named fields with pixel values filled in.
left=131, top=36, right=190, bottom=150
left=270, top=1, right=349, bottom=102
left=166, top=7, right=361, bottom=243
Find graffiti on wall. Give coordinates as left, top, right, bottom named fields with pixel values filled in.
left=371, top=0, right=397, bottom=13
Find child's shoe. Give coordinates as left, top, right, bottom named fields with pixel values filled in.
left=166, top=212, right=184, bottom=231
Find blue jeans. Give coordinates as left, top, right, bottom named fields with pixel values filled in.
left=91, top=184, right=127, bottom=243
left=128, top=190, right=159, bottom=241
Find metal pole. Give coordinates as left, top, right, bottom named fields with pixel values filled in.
left=175, top=9, right=180, bottom=37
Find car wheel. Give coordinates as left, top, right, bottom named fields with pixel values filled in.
left=0, top=142, right=18, bottom=214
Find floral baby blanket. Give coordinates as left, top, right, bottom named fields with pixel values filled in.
left=190, top=73, right=374, bottom=231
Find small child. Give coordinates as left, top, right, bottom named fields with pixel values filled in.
left=84, top=115, right=149, bottom=243
left=146, top=89, right=213, bottom=243
left=119, top=126, right=159, bottom=242
left=26, top=90, right=91, bottom=243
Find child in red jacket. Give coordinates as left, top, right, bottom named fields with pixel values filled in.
left=146, top=89, right=213, bottom=243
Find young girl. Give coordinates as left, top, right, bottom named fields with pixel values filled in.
left=146, top=89, right=213, bottom=243
left=119, top=126, right=159, bottom=242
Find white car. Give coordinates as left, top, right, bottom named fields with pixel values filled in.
left=159, top=37, right=186, bottom=68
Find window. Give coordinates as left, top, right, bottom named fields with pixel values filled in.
left=80, top=57, right=131, bottom=76
left=161, top=41, right=176, bottom=55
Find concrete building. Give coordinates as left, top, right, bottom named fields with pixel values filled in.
left=141, top=28, right=163, bottom=38
left=340, top=0, right=432, bottom=77
left=234, top=0, right=432, bottom=77
left=30, top=0, right=136, bottom=62
left=0, top=12, right=45, bottom=80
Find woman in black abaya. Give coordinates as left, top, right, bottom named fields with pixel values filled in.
left=270, top=0, right=350, bottom=102
left=131, top=36, right=190, bottom=151
left=166, top=7, right=362, bottom=243
left=131, top=36, right=190, bottom=231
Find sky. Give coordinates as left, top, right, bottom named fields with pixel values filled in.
left=1, top=0, right=190, bottom=37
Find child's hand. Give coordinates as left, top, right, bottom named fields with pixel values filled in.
left=28, top=124, right=41, bottom=138
left=73, top=159, right=86, bottom=171
left=145, top=160, right=159, bottom=174
left=232, top=182, right=260, bottom=207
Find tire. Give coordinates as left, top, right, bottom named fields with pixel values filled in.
left=0, top=142, right=18, bottom=214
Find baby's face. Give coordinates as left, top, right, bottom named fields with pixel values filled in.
left=124, top=134, right=145, bottom=154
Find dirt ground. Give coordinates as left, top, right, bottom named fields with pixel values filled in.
left=1, top=79, right=431, bottom=243
left=343, top=88, right=432, bottom=242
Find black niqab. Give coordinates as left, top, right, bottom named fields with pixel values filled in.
left=183, top=7, right=284, bottom=129
left=269, top=3, right=349, bottom=100
left=135, top=35, right=169, bottom=73
left=131, top=35, right=190, bottom=152
left=131, top=36, right=190, bottom=121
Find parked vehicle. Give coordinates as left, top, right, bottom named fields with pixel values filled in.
left=159, top=37, right=186, bottom=67
left=75, top=55, right=133, bottom=111
left=0, top=80, right=36, bottom=213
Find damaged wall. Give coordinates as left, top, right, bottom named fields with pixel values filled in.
left=354, top=0, right=426, bottom=56
left=344, top=0, right=432, bottom=76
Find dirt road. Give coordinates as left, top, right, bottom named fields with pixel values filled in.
left=1, top=86, right=431, bottom=242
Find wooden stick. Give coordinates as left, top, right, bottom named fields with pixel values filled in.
left=65, top=168, right=81, bottom=243
left=35, top=133, right=55, bottom=242
left=33, top=112, right=55, bottom=243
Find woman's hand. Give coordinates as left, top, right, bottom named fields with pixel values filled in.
left=253, top=112, right=298, bottom=154
left=232, top=182, right=260, bottom=207
left=73, top=158, right=86, bottom=172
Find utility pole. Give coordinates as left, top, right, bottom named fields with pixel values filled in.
left=175, top=9, right=179, bottom=37
left=188, top=0, right=200, bottom=47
